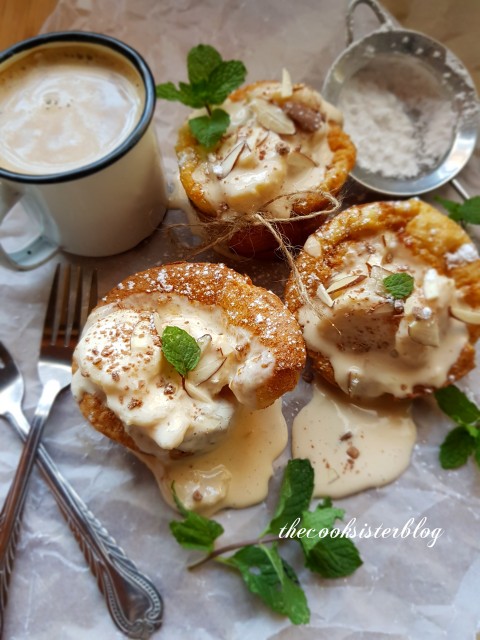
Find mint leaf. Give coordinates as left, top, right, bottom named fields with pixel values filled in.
left=474, top=439, right=480, bottom=469
left=457, top=197, right=480, bottom=224
left=222, top=545, right=310, bottom=625
left=383, top=272, right=414, bottom=299
left=207, top=60, right=247, bottom=104
left=178, top=81, right=206, bottom=108
left=155, top=81, right=185, bottom=101
left=187, top=44, right=223, bottom=85
left=301, top=532, right=363, bottom=578
left=434, top=386, right=480, bottom=428
left=435, top=195, right=480, bottom=224
left=290, top=500, right=363, bottom=578
left=161, top=326, right=201, bottom=377
left=434, top=195, right=462, bottom=219
left=265, top=459, right=314, bottom=536
left=439, top=426, right=476, bottom=469
left=170, top=486, right=224, bottom=553
left=189, top=108, right=230, bottom=149
left=296, top=502, right=345, bottom=554
left=155, top=81, right=204, bottom=108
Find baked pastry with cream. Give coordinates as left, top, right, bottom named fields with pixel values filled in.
left=285, top=199, right=480, bottom=399
left=72, top=261, right=305, bottom=474
left=176, top=79, right=356, bottom=257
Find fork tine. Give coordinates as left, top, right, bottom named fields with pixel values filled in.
left=88, top=270, right=98, bottom=316
left=69, top=268, right=83, bottom=348
left=56, top=264, right=71, bottom=347
left=43, top=264, right=61, bottom=347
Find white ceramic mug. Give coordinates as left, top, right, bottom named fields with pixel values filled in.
left=0, top=31, right=167, bottom=270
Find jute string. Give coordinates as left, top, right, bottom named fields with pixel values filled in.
left=168, top=189, right=340, bottom=309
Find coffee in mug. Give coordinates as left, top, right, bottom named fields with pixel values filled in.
left=0, top=32, right=167, bottom=270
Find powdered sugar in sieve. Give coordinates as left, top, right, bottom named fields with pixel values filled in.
left=322, top=0, right=479, bottom=197
left=338, top=56, right=456, bottom=179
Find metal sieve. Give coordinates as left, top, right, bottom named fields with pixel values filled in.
left=322, top=0, right=479, bottom=198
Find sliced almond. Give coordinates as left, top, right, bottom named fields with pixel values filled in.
left=315, top=283, right=334, bottom=307
left=347, top=370, right=362, bottom=396
left=255, top=132, right=270, bottom=148
left=369, top=264, right=394, bottom=295
left=184, top=378, right=212, bottom=403
left=281, top=68, right=293, bottom=98
left=423, top=268, right=441, bottom=300
left=381, top=232, right=397, bottom=250
left=188, top=351, right=227, bottom=386
left=153, top=311, right=163, bottom=337
left=408, top=318, right=440, bottom=347
left=365, top=257, right=383, bottom=270
left=197, top=334, right=212, bottom=350
left=303, top=235, right=322, bottom=259
left=449, top=306, right=480, bottom=325
left=212, top=141, right=245, bottom=179
left=287, top=150, right=317, bottom=171
left=326, top=274, right=366, bottom=294
left=251, top=98, right=296, bottom=135
left=403, top=295, right=416, bottom=316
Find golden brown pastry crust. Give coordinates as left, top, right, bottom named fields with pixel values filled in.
left=176, top=81, right=356, bottom=258
left=285, top=199, right=480, bottom=396
left=74, top=262, right=306, bottom=452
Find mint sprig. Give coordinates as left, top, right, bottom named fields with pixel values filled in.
left=169, top=459, right=362, bottom=625
left=161, top=326, right=201, bottom=377
left=264, top=457, right=314, bottom=536
left=156, top=44, right=247, bottom=148
left=434, top=386, right=480, bottom=469
left=435, top=195, right=480, bottom=225
left=170, top=486, right=223, bottom=552
left=221, top=545, right=310, bottom=625
left=383, top=272, right=415, bottom=299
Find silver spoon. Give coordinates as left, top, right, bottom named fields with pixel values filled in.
left=322, top=0, right=479, bottom=198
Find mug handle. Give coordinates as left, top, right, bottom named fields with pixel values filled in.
left=0, top=181, right=58, bottom=271
left=347, top=0, right=394, bottom=45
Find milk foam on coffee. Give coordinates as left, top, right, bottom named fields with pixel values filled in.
left=0, top=43, right=146, bottom=175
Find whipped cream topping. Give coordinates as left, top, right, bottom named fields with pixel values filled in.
left=72, top=293, right=276, bottom=454
left=183, top=82, right=342, bottom=219
left=299, top=230, right=470, bottom=398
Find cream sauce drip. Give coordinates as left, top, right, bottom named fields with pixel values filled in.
left=292, top=379, right=416, bottom=499
left=138, top=399, right=287, bottom=515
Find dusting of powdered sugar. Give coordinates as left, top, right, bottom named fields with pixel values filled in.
left=338, top=56, right=456, bottom=179
left=445, top=243, right=479, bottom=268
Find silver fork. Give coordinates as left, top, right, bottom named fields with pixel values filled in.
left=0, top=265, right=163, bottom=638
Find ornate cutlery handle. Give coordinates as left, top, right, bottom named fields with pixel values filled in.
left=3, top=406, right=163, bottom=639
left=0, top=381, right=61, bottom=640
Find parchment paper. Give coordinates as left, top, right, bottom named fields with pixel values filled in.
left=1, top=1, right=480, bottom=638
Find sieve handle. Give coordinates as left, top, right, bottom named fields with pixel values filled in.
left=347, top=0, right=394, bottom=45
left=450, top=178, right=470, bottom=201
